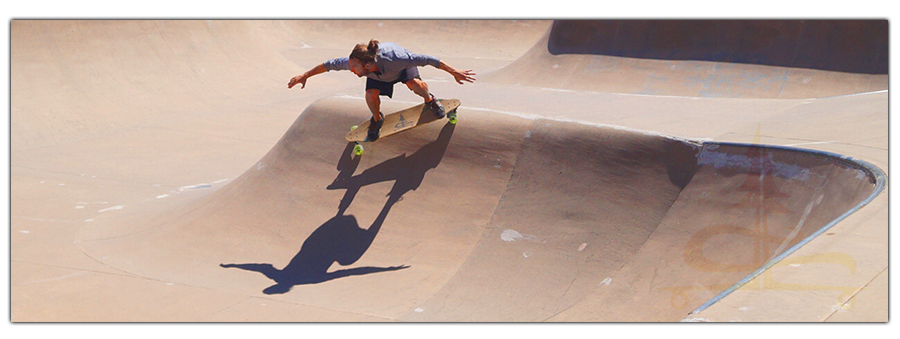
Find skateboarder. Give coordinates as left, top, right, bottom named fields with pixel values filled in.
left=288, top=39, right=476, bottom=141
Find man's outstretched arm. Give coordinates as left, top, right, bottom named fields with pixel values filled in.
left=404, top=51, right=476, bottom=85
left=288, top=63, right=328, bottom=89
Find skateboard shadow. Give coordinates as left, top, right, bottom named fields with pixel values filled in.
left=330, top=122, right=457, bottom=216
left=221, top=122, right=455, bottom=294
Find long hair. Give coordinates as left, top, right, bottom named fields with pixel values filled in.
left=350, top=39, right=379, bottom=62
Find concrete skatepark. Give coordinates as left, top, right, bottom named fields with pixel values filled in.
left=9, top=20, right=889, bottom=323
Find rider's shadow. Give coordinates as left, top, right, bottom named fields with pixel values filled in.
left=221, top=122, right=455, bottom=294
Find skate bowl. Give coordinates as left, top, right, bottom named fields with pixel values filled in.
left=10, top=20, right=888, bottom=322
left=73, top=96, right=884, bottom=321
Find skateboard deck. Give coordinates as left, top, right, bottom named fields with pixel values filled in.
left=345, top=99, right=460, bottom=155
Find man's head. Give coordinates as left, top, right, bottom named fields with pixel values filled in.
left=348, top=57, right=376, bottom=77
left=349, top=39, right=379, bottom=77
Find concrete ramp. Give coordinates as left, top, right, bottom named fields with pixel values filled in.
left=77, top=96, right=881, bottom=321
left=483, top=20, right=888, bottom=98
left=546, top=20, right=888, bottom=74
left=553, top=143, right=882, bottom=321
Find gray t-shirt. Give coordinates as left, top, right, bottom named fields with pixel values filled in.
left=323, top=42, right=441, bottom=82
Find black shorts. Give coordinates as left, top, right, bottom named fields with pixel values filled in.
left=365, top=68, right=421, bottom=98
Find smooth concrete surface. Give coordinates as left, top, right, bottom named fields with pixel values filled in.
left=9, top=20, right=888, bottom=324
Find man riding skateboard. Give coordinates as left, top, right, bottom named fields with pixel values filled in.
left=288, top=39, right=476, bottom=141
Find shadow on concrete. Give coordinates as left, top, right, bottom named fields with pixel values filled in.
left=221, top=122, right=455, bottom=294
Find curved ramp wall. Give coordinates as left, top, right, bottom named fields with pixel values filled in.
left=483, top=20, right=888, bottom=98
left=78, top=97, right=883, bottom=321
left=548, top=20, right=888, bottom=74
left=551, top=142, right=883, bottom=321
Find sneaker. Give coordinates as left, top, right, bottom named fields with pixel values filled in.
left=367, top=115, right=383, bottom=141
left=428, top=94, right=445, bottom=119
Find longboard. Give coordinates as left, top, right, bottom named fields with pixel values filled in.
left=345, top=98, right=460, bottom=155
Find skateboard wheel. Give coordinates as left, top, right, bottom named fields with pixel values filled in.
left=350, top=125, right=358, bottom=131
left=354, top=144, right=364, bottom=156
left=448, top=112, right=458, bottom=125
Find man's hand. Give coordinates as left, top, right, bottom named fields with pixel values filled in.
left=288, top=74, right=308, bottom=89
left=450, top=69, right=476, bottom=84
left=438, top=61, right=476, bottom=85
left=288, top=64, right=328, bottom=89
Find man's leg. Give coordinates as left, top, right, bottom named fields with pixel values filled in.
left=401, top=67, right=434, bottom=103
left=406, top=78, right=445, bottom=118
left=364, top=88, right=384, bottom=141
left=365, top=88, right=383, bottom=121
left=405, top=78, right=432, bottom=102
